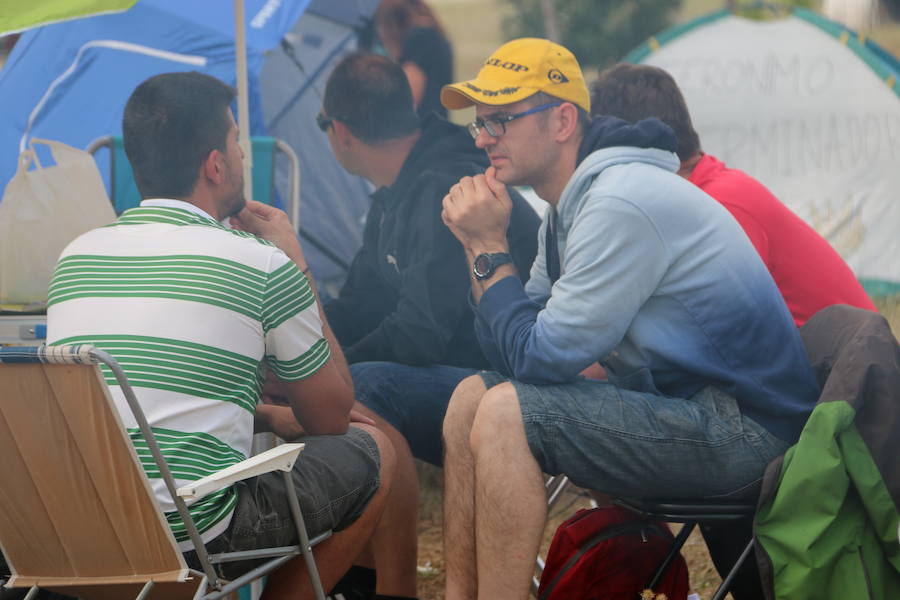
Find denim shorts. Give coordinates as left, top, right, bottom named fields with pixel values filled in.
left=479, top=372, right=789, bottom=501
left=184, top=426, right=380, bottom=579
left=352, top=361, right=477, bottom=466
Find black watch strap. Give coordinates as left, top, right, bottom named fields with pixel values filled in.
left=473, top=252, right=513, bottom=280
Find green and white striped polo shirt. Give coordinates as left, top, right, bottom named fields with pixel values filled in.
left=46, top=202, right=330, bottom=549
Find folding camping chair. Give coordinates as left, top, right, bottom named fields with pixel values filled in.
left=0, top=344, right=329, bottom=600
left=86, top=135, right=301, bottom=225
left=534, top=304, right=900, bottom=599
left=610, top=498, right=757, bottom=600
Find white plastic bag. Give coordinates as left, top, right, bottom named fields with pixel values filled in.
left=0, top=138, right=115, bottom=307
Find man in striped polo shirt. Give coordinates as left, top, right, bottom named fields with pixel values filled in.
left=46, top=72, right=409, bottom=599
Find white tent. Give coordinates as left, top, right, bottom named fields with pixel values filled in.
left=627, top=8, right=900, bottom=296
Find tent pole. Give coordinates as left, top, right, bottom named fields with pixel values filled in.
left=235, top=0, right=253, bottom=202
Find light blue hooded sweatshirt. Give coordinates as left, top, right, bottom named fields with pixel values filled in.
left=474, top=145, right=818, bottom=442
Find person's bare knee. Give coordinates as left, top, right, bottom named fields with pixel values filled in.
left=352, top=423, right=396, bottom=494
left=443, top=374, right=488, bottom=448
left=355, top=401, right=414, bottom=459
left=469, top=382, right=523, bottom=454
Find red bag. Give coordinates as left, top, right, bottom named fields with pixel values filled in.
left=538, top=505, right=689, bottom=600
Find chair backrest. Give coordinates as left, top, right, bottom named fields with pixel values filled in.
left=0, top=353, right=203, bottom=598
left=87, top=135, right=298, bottom=222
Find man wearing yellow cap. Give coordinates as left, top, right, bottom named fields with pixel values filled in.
left=438, top=38, right=818, bottom=598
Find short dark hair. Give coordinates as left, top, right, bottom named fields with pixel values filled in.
left=123, top=71, right=236, bottom=199
left=529, top=91, right=591, bottom=133
left=590, top=63, right=701, bottom=161
left=323, top=53, right=420, bottom=144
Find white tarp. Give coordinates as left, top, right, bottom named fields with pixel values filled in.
left=638, top=13, right=900, bottom=291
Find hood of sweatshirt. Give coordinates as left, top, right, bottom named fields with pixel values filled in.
left=577, top=115, right=677, bottom=164
left=558, top=141, right=681, bottom=234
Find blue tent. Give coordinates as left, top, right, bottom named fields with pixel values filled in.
left=0, top=0, right=378, bottom=292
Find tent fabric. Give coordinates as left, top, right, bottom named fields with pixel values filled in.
left=0, top=0, right=137, bottom=37
left=0, top=0, right=378, bottom=292
left=626, top=8, right=900, bottom=295
left=259, top=4, right=378, bottom=293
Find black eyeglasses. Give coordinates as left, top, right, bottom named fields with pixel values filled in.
left=316, top=112, right=335, bottom=133
left=466, top=102, right=562, bottom=139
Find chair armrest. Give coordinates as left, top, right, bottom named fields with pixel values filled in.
left=176, top=443, right=304, bottom=501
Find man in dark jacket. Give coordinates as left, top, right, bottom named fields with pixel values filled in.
left=322, top=53, right=538, bottom=371
left=320, top=52, right=539, bottom=465
left=316, top=52, right=539, bottom=595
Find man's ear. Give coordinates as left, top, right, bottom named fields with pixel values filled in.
left=332, top=120, right=354, bottom=151
left=202, top=149, right=224, bottom=183
left=555, top=102, right=580, bottom=143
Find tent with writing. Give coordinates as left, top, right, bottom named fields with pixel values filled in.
left=0, top=0, right=379, bottom=294
left=626, top=7, right=900, bottom=296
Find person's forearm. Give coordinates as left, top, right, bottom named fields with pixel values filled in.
left=255, top=403, right=310, bottom=440
left=253, top=403, right=275, bottom=433
left=474, top=306, right=512, bottom=374
left=476, top=276, right=570, bottom=383
left=464, top=242, right=518, bottom=304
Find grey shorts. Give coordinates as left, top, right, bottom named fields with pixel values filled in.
left=184, top=426, right=380, bottom=579
left=479, top=372, right=789, bottom=501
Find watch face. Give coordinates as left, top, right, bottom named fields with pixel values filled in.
left=473, top=253, right=493, bottom=278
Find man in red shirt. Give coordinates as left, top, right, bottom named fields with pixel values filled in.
left=591, top=63, right=875, bottom=327
left=590, top=61, right=878, bottom=600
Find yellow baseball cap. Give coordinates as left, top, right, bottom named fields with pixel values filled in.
left=441, top=38, right=590, bottom=113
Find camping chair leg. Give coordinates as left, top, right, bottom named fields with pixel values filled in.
left=205, top=555, right=295, bottom=600
left=532, top=476, right=576, bottom=596
left=283, top=470, right=326, bottom=600
left=531, top=555, right=545, bottom=596
left=546, top=475, right=570, bottom=510
left=23, top=586, right=40, bottom=600
left=135, top=580, right=155, bottom=600
left=646, top=522, right=696, bottom=591
left=532, top=475, right=571, bottom=595
left=710, top=537, right=755, bottom=600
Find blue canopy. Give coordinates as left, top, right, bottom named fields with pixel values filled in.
left=0, top=0, right=379, bottom=290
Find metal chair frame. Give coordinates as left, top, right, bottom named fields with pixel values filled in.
left=534, top=475, right=756, bottom=600
left=85, top=135, right=301, bottom=227
left=612, top=497, right=756, bottom=600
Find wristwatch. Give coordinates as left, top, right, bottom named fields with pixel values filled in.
left=473, top=252, right=513, bottom=280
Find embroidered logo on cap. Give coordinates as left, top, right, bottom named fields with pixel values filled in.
left=485, top=58, right=530, bottom=72
left=547, top=69, right=569, bottom=84
left=463, top=82, right=521, bottom=97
